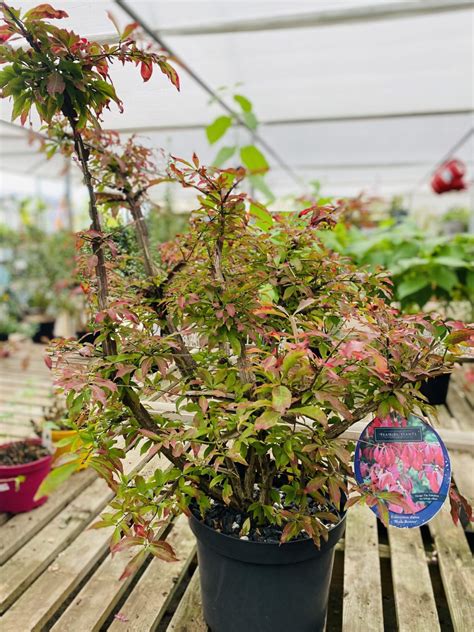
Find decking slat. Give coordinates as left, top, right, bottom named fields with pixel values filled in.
left=0, top=445, right=147, bottom=615
left=0, top=454, right=166, bottom=631
left=166, top=569, right=207, bottom=632
left=388, top=527, right=440, bottom=631
left=342, top=506, right=384, bottom=632
left=429, top=505, right=474, bottom=632
left=57, top=516, right=195, bottom=632
left=0, top=468, right=96, bottom=564
left=446, top=384, right=473, bottom=432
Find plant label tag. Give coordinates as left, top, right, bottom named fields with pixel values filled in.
left=354, top=413, right=451, bottom=528
left=42, top=426, right=54, bottom=454
left=0, top=483, right=10, bottom=492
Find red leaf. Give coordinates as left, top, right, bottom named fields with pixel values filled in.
left=119, top=549, right=147, bottom=580
left=122, top=22, right=139, bottom=40
left=24, top=4, right=69, bottom=20
left=140, top=61, right=153, bottom=82
left=44, top=355, right=53, bottom=370
left=0, top=25, right=13, bottom=43
left=226, top=303, right=236, bottom=317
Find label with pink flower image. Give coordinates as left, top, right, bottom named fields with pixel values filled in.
left=354, top=413, right=451, bottom=528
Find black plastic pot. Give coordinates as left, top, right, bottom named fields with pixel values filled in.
left=189, top=512, right=346, bottom=632
left=32, top=320, right=55, bottom=344
left=420, top=373, right=451, bottom=405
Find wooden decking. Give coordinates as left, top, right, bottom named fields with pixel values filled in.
left=0, top=342, right=472, bottom=631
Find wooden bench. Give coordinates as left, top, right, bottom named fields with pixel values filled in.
left=0, top=342, right=472, bottom=631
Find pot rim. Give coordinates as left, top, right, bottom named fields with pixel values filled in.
left=0, top=438, right=53, bottom=473
left=189, top=510, right=346, bottom=565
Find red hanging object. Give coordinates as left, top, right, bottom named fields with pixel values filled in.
left=431, top=159, right=467, bottom=194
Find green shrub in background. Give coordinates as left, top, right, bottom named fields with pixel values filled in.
left=320, top=221, right=474, bottom=317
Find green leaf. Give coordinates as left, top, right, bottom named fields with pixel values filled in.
left=291, top=405, right=327, bottom=426
left=249, top=202, right=273, bottom=230
left=281, top=350, right=305, bottom=376
left=206, top=115, right=232, bottom=144
left=212, top=145, right=236, bottom=167
left=434, top=267, right=458, bottom=292
left=434, top=256, right=468, bottom=268
left=272, top=385, right=292, bottom=413
left=241, top=110, right=258, bottom=130
left=234, top=94, right=252, bottom=112
left=240, top=145, right=269, bottom=173
left=396, top=276, right=429, bottom=300
left=255, top=409, right=280, bottom=430
left=34, top=461, right=78, bottom=500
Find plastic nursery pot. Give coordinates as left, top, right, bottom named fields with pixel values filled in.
left=420, top=373, right=451, bottom=406
left=0, top=438, right=53, bottom=514
left=189, top=512, right=346, bottom=632
left=51, top=429, right=87, bottom=470
left=32, top=320, right=55, bottom=344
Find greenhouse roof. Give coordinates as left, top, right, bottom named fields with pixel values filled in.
left=0, top=0, right=473, bottom=199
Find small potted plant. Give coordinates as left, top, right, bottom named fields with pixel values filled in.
left=0, top=438, right=53, bottom=513
left=31, top=399, right=84, bottom=464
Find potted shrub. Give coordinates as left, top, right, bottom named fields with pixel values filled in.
left=0, top=438, right=52, bottom=513
left=2, top=5, right=472, bottom=630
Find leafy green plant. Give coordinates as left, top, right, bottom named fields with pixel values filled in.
left=320, top=221, right=474, bottom=316
left=205, top=92, right=273, bottom=202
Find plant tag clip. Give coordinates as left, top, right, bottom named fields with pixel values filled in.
left=354, top=412, right=451, bottom=528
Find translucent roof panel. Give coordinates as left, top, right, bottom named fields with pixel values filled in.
left=0, top=1, right=473, bottom=203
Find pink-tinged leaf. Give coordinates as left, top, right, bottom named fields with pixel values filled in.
left=140, top=357, right=153, bottom=379
left=90, top=385, right=107, bottom=406
left=122, top=21, right=139, bottom=39
left=294, top=297, right=315, bottom=314
left=149, top=540, right=178, bottom=562
left=24, top=4, right=69, bottom=20
left=140, top=60, right=153, bottom=82
left=0, top=25, right=13, bottom=43
left=192, top=153, right=200, bottom=168
left=158, top=60, right=180, bottom=91
left=119, top=548, right=147, bottom=581
left=111, top=536, right=146, bottom=555
left=87, top=254, right=99, bottom=274
left=255, top=409, right=280, bottom=430
left=272, top=385, right=292, bottom=413
left=44, top=355, right=53, bottom=370
left=46, top=72, right=65, bottom=96
left=226, top=303, right=236, bottom=317
left=198, top=396, right=208, bottom=413
left=344, top=494, right=363, bottom=509
left=305, top=476, right=326, bottom=494
left=328, top=479, right=341, bottom=509
left=139, top=428, right=161, bottom=441
left=445, top=328, right=474, bottom=346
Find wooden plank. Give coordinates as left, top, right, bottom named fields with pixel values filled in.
left=0, top=445, right=147, bottom=615
left=342, top=505, right=384, bottom=632
left=447, top=384, right=473, bottom=432
left=166, top=568, right=207, bottom=632
left=429, top=504, right=474, bottom=631
left=0, top=423, right=34, bottom=439
left=435, top=405, right=457, bottom=430
left=0, top=454, right=167, bottom=631
left=388, top=527, right=440, bottom=631
left=0, top=469, right=96, bottom=564
left=55, top=516, right=196, bottom=632
left=108, top=517, right=196, bottom=632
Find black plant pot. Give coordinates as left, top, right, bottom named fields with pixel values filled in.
left=189, top=512, right=346, bottom=632
left=420, top=373, right=451, bottom=406
left=0, top=332, right=8, bottom=342
left=32, top=320, right=55, bottom=344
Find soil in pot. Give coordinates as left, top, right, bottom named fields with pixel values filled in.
left=0, top=439, right=53, bottom=513
left=420, top=373, right=451, bottom=405
left=189, top=502, right=345, bottom=632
